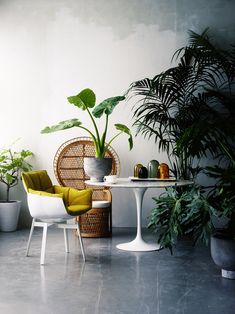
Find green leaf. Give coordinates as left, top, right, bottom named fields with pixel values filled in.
left=115, top=123, right=133, bottom=150
left=67, top=88, right=96, bottom=110
left=20, top=150, right=33, bottom=158
left=6, top=173, right=15, bottom=185
left=41, top=119, right=82, bottom=133
left=92, top=96, right=125, bottom=118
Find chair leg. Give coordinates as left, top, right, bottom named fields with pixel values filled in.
left=26, top=218, right=35, bottom=256
left=64, top=228, right=69, bottom=253
left=110, top=205, right=112, bottom=236
left=77, top=222, right=86, bottom=261
left=40, top=223, right=48, bottom=265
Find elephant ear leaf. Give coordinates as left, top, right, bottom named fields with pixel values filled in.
left=67, top=88, right=96, bottom=110
left=41, top=119, right=82, bottom=133
left=115, top=123, right=133, bottom=150
left=92, top=96, right=125, bottom=118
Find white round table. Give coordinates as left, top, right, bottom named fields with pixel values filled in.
left=85, top=178, right=194, bottom=252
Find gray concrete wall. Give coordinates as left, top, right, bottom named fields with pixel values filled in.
left=0, top=0, right=235, bottom=228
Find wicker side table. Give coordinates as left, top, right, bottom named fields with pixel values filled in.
left=53, top=137, right=120, bottom=237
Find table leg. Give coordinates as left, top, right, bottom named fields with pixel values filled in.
left=116, top=187, right=161, bottom=251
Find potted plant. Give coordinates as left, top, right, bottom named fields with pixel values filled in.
left=206, top=143, right=235, bottom=279
left=41, top=88, right=133, bottom=181
left=147, top=184, right=215, bottom=253
left=0, top=147, right=33, bottom=231
left=127, top=28, right=235, bottom=263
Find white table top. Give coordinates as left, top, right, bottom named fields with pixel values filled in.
left=85, top=177, right=194, bottom=188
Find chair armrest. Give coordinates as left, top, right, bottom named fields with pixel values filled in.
left=54, top=185, right=92, bottom=207
left=27, top=192, right=69, bottom=219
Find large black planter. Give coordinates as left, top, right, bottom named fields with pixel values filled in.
left=210, top=233, right=235, bottom=279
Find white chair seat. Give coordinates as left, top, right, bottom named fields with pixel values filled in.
left=92, top=200, right=111, bottom=208
left=39, top=218, right=67, bottom=223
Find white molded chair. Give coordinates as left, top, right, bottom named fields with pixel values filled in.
left=22, top=170, right=92, bottom=265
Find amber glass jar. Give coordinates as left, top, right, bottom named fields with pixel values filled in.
left=134, top=163, right=143, bottom=177
left=159, top=163, right=169, bottom=179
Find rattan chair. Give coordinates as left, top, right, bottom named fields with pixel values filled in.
left=54, top=137, right=120, bottom=237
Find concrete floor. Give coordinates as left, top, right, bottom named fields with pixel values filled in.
left=0, top=227, right=235, bottom=314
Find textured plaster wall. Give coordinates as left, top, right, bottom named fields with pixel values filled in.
left=0, top=0, right=235, bottom=228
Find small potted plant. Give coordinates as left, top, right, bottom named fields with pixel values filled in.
left=0, top=147, right=33, bottom=231
left=41, top=88, right=133, bottom=181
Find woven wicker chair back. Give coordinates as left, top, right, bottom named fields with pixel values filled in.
left=53, top=137, right=120, bottom=200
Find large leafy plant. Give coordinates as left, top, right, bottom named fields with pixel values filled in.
left=206, top=143, right=235, bottom=238
left=148, top=185, right=215, bottom=253
left=0, top=148, right=33, bottom=202
left=128, top=28, right=235, bottom=180
left=128, top=28, right=235, bottom=251
left=41, top=88, right=133, bottom=158
left=149, top=144, right=235, bottom=253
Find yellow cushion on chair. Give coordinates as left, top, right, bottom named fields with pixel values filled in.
left=67, top=204, right=92, bottom=215
left=22, top=170, right=54, bottom=192
left=68, top=188, right=92, bottom=206
left=54, top=185, right=92, bottom=216
left=28, top=189, right=63, bottom=198
left=54, top=186, right=92, bottom=205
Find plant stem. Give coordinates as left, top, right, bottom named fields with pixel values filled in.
left=104, top=131, right=123, bottom=153
left=86, top=107, right=101, bottom=144
left=100, top=114, right=109, bottom=155
left=6, top=186, right=10, bottom=202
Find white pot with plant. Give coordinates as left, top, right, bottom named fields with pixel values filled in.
left=41, top=88, right=133, bottom=181
left=0, top=147, right=33, bottom=231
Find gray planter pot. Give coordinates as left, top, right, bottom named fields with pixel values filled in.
left=0, top=200, right=21, bottom=232
left=84, top=157, right=112, bottom=182
left=211, top=233, right=235, bottom=279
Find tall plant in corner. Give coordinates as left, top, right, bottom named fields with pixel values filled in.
left=128, top=28, right=235, bottom=180
left=128, top=28, right=235, bottom=251
left=42, top=88, right=133, bottom=158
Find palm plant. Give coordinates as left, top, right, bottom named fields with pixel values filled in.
left=128, top=28, right=235, bottom=180
left=128, top=28, right=235, bottom=252
left=206, top=143, right=235, bottom=237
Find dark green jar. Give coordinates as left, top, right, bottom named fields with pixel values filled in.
left=147, top=160, right=159, bottom=178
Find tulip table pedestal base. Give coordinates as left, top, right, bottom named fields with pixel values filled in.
left=85, top=178, right=193, bottom=252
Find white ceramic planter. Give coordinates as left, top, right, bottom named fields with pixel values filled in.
left=84, top=157, right=112, bottom=182
left=0, top=201, right=21, bottom=232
